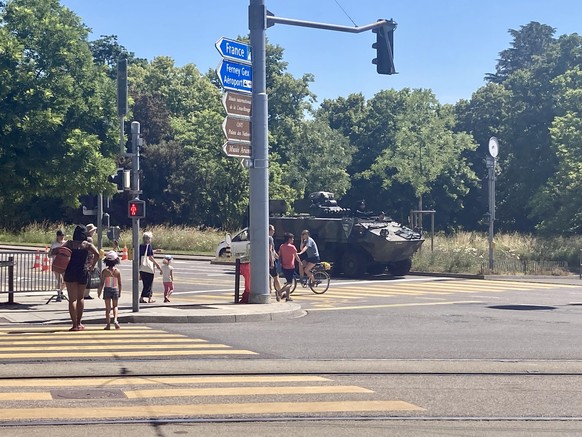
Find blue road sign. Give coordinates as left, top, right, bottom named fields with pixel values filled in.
left=215, top=37, right=252, bottom=64
left=217, top=59, right=252, bottom=94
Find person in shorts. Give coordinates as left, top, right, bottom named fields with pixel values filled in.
left=298, top=229, right=320, bottom=285
left=277, top=232, right=301, bottom=302
left=98, top=251, right=122, bottom=330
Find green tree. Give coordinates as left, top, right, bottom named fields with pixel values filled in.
left=486, top=22, right=556, bottom=84
left=0, top=0, right=118, bottom=227
left=530, top=67, right=582, bottom=233
left=364, top=89, right=477, bottom=223
left=479, top=24, right=582, bottom=231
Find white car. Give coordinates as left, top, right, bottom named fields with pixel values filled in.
left=215, top=228, right=250, bottom=258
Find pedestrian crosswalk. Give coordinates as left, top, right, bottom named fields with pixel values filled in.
left=303, top=279, right=579, bottom=310
left=0, top=373, right=424, bottom=422
left=0, top=325, right=257, bottom=360
left=167, top=279, right=580, bottom=308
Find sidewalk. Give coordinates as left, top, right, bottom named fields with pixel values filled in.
left=0, top=291, right=305, bottom=326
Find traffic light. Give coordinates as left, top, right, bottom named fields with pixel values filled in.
left=372, top=21, right=397, bottom=75
left=128, top=199, right=145, bottom=219
left=109, top=168, right=130, bottom=193
left=109, top=168, right=124, bottom=193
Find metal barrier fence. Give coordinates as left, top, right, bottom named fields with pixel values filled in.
left=483, top=258, right=570, bottom=275
left=0, top=251, right=58, bottom=294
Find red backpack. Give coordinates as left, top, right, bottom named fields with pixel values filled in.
left=51, top=246, right=72, bottom=274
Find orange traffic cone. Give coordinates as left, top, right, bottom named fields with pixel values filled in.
left=122, top=245, right=128, bottom=261
left=32, top=250, right=41, bottom=269
left=42, top=253, right=50, bottom=271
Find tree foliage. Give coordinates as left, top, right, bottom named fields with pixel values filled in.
left=3, top=3, right=582, bottom=237
left=0, top=0, right=117, bottom=227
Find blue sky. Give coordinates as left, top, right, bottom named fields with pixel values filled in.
left=60, top=0, right=582, bottom=105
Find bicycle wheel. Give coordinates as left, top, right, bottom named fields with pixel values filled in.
left=309, top=270, right=330, bottom=294
left=289, top=275, right=297, bottom=295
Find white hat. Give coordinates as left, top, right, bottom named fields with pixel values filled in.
left=86, top=223, right=97, bottom=234
left=164, top=254, right=173, bottom=260
left=105, top=250, right=119, bottom=261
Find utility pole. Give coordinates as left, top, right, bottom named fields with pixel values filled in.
left=130, top=121, right=142, bottom=312
left=248, top=0, right=270, bottom=303
left=247, top=1, right=397, bottom=303
left=487, top=137, right=499, bottom=273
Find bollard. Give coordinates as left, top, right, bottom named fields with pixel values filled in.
left=239, top=261, right=251, bottom=304
left=234, top=258, right=241, bottom=303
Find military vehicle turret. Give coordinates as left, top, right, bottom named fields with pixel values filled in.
left=269, top=192, right=424, bottom=278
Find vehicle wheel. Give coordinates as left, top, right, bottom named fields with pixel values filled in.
left=367, top=263, right=387, bottom=275
left=218, top=248, right=228, bottom=258
left=387, top=259, right=412, bottom=276
left=309, top=271, right=330, bottom=294
left=340, top=251, right=368, bottom=278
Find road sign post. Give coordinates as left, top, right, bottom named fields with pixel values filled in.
left=222, top=142, right=252, bottom=158
left=222, top=91, right=252, bottom=117
left=215, top=37, right=252, bottom=64
left=222, top=116, right=251, bottom=143
left=217, top=59, right=253, bottom=94
left=245, top=1, right=399, bottom=304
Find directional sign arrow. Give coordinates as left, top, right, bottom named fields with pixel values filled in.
left=217, top=59, right=252, bottom=94
left=222, top=116, right=251, bottom=143
left=215, top=37, right=252, bottom=64
left=222, top=141, right=252, bottom=158
left=222, top=91, right=252, bottom=118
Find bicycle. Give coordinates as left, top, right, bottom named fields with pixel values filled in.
left=286, top=262, right=331, bottom=295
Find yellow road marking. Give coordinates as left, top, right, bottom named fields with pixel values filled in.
left=0, top=349, right=257, bottom=359
left=308, top=300, right=482, bottom=312
left=0, top=392, right=52, bottom=401
left=0, top=338, right=208, bottom=345
left=0, top=325, right=152, bottom=332
left=0, top=375, right=331, bottom=388
left=0, top=343, right=231, bottom=352
left=0, top=400, right=424, bottom=420
left=124, top=385, right=373, bottom=399
left=0, top=333, right=189, bottom=340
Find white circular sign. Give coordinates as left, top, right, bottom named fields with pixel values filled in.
left=488, top=136, right=499, bottom=158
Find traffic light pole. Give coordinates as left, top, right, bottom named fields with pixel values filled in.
left=248, top=2, right=396, bottom=303
left=130, top=121, right=141, bottom=312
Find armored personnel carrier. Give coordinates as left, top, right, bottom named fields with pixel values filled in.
left=269, top=192, right=424, bottom=278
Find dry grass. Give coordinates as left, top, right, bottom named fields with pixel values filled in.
left=413, top=232, right=581, bottom=275
left=0, top=223, right=225, bottom=255
left=1, top=224, right=580, bottom=274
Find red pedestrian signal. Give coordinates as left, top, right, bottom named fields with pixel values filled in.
left=128, top=199, right=145, bottom=219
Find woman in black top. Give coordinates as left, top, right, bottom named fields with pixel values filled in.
left=63, top=225, right=99, bottom=331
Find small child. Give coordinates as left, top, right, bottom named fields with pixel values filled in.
left=98, top=251, right=122, bottom=330
left=161, top=255, right=174, bottom=302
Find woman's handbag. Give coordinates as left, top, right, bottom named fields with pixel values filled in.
left=86, top=267, right=101, bottom=289
left=139, top=244, right=154, bottom=273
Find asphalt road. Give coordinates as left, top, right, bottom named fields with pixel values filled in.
left=1, top=259, right=582, bottom=435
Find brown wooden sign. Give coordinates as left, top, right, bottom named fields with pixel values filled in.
left=222, top=141, right=251, bottom=158
left=222, top=116, right=251, bottom=143
left=222, top=91, right=252, bottom=118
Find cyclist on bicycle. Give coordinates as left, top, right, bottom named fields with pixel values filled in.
left=298, top=229, right=320, bottom=285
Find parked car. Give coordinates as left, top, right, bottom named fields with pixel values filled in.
left=215, top=228, right=250, bottom=259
